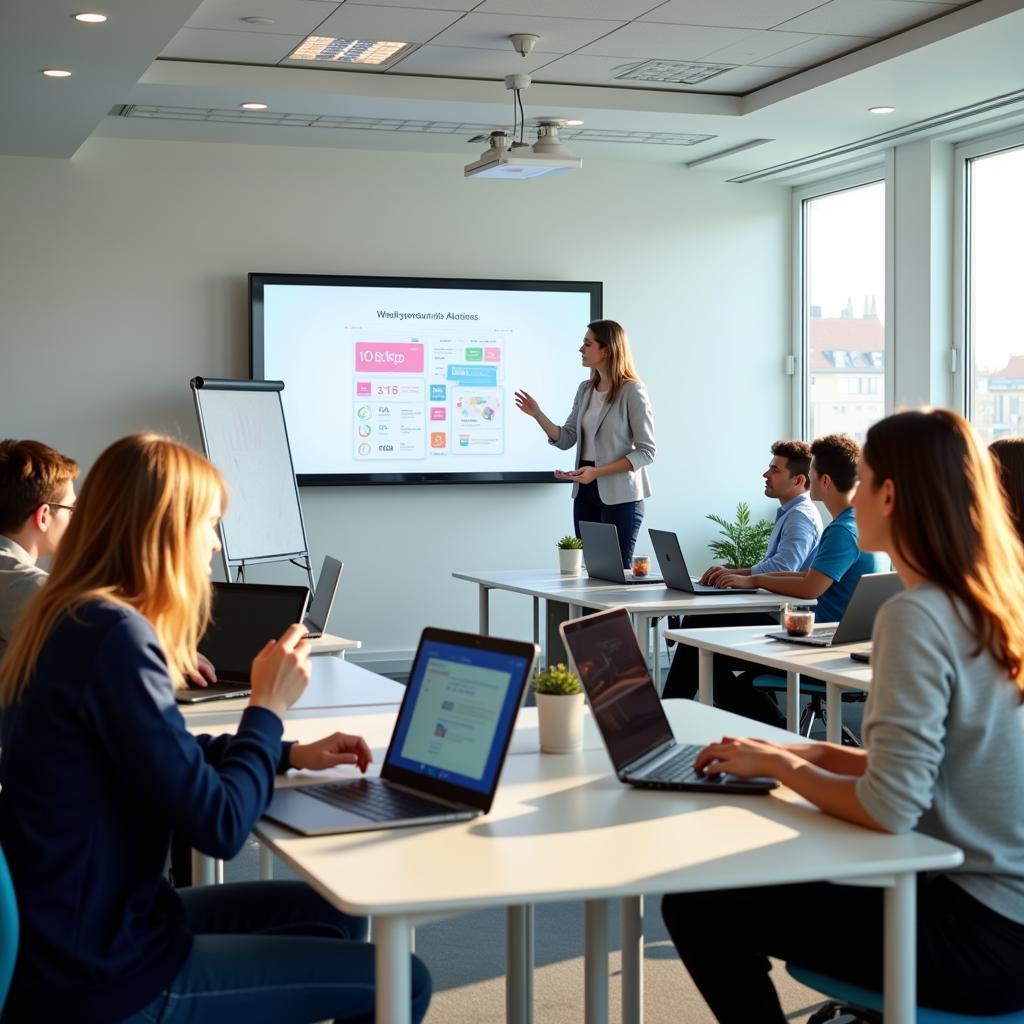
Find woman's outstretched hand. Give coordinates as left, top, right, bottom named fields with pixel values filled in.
left=248, top=623, right=311, bottom=720
left=514, top=390, right=540, bottom=418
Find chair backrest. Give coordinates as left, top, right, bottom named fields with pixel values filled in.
left=0, top=843, right=18, bottom=1011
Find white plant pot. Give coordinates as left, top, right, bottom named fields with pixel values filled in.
left=536, top=691, right=585, bottom=753
left=558, top=548, right=583, bottom=575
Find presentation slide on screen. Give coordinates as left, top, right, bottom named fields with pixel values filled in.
left=398, top=656, right=510, bottom=781
left=259, top=284, right=592, bottom=477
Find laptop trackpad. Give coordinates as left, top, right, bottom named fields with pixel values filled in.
left=265, top=788, right=381, bottom=835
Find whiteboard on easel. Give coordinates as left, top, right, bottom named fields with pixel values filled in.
left=191, top=378, right=308, bottom=564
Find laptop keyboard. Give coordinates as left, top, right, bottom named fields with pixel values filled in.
left=302, top=779, right=450, bottom=821
left=644, top=744, right=703, bottom=783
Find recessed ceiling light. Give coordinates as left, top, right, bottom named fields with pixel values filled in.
left=74, top=12, right=107, bottom=23
left=241, top=16, right=276, bottom=25
left=566, top=119, right=584, bottom=126
left=868, top=105, right=896, bottom=114
left=42, top=68, right=72, bottom=78
left=288, top=35, right=413, bottom=66
left=240, top=102, right=269, bottom=110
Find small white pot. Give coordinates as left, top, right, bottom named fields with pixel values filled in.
left=558, top=547, right=583, bottom=575
left=536, top=691, right=585, bottom=753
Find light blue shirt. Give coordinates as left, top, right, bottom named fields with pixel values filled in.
left=811, top=506, right=885, bottom=622
left=750, top=493, right=822, bottom=574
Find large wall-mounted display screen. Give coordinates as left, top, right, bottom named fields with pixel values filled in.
left=250, top=274, right=602, bottom=486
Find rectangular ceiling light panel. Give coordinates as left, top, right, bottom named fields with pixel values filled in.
left=613, top=59, right=736, bottom=84
left=288, top=35, right=413, bottom=66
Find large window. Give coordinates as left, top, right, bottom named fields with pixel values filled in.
left=799, top=179, right=886, bottom=443
left=963, top=140, right=1024, bottom=443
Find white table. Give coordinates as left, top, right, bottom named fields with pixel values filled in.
left=310, top=632, right=362, bottom=658
left=255, top=700, right=961, bottom=1024
left=454, top=569, right=800, bottom=677
left=664, top=623, right=872, bottom=742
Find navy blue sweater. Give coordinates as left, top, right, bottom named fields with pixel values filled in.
left=0, top=601, right=293, bottom=1023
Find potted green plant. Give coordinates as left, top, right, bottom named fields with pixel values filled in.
left=532, top=663, right=584, bottom=753
left=705, top=501, right=774, bottom=569
left=557, top=534, right=584, bottom=575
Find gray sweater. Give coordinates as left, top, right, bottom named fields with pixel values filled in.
left=856, top=583, right=1024, bottom=924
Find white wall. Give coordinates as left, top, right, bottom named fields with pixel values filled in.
left=0, top=137, right=791, bottom=662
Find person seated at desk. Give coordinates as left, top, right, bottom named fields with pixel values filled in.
left=0, top=438, right=79, bottom=657
left=990, top=435, right=1024, bottom=542
left=0, top=434, right=432, bottom=1024
left=662, top=439, right=822, bottom=699
left=660, top=408, right=1024, bottom=1021
left=708, top=433, right=884, bottom=727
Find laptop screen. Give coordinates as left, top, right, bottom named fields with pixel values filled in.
left=561, top=608, right=674, bottom=770
left=385, top=634, right=533, bottom=797
left=199, top=583, right=310, bottom=681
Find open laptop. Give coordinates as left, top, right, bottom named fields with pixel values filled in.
left=560, top=608, right=777, bottom=794
left=648, top=529, right=748, bottom=595
left=176, top=582, right=310, bottom=704
left=263, top=627, right=538, bottom=835
left=303, top=555, right=343, bottom=639
left=766, top=572, right=903, bottom=647
left=580, top=521, right=663, bottom=585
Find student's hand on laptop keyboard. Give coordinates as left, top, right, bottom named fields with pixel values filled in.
left=716, top=573, right=757, bottom=590
left=695, top=736, right=793, bottom=781
left=185, top=652, right=218, bottom=688
left=249, top=623, right=311, bottom=720
left=289, top=732, right=373, bottom=774
left=700, top=566, right=731, bottom=586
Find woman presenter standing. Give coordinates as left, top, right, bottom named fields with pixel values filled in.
left=515, top=320, right=655, bottom=565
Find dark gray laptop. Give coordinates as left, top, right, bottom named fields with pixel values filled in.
left=303, top=556, right=343, bottom=639
left=648, top=529, right=748, bottom=595
left=177, top=582, right=310, bottom=704
left=580, top=521, right=663, bottom=585
left=766, top=572, right=903, bottom=647
left=263, top=627, right=538, bottom=835
left=560, top=608, right=777, bottom=794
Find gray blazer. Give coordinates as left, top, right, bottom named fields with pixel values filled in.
left=549, top=378, right=656, bottom=504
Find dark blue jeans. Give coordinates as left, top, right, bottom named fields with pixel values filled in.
left=573, top=477, right=644, bottom=567
left=119, top=881, right=431, bottom=1024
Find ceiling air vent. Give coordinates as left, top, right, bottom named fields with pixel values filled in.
left=612, top=60, right=736, bottom=85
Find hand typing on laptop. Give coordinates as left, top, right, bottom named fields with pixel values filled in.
left=185, top=652, right=218, bottom=688
left=289, top=732, right=372, bottom=773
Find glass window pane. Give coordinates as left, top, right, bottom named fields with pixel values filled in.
left=803, top=181, right=885, bottom=444
left=967, top=144, right=1024, bottom=444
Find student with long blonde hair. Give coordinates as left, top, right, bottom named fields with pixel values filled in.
left=515, top=319, right=656, bottom=564
left=661, top=409, right=1024, bottom=1020
left=0, top=434, right=431, bottom=1024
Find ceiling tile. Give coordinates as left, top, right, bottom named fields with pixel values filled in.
left=637, top=0, right=829, bottom=30
left=430, top=12, right=629, bottom=52
left=752, top=31, right=870, bottom=67
left=474, top=0, right=661, bottom=18
left=681, top=63, right=793, bottom=92
left=577, top=22, right=760, bottom=60
left=314, top=4, right=466, bottom=44
left=775, top=0, right=952, bottom=37
left=390, top=43, right=552, bottom=77
left=345, top=0, right=478, bottom=8
left=185, top=0, right=340, bottom=36
left=700, top=28, right=822, bottom=64
left=529, top=51, right=729, bottom=90
left=161, top=27, right=305, bottom=61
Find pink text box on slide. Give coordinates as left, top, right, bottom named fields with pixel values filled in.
left=354, top=342, right=424, bottom=374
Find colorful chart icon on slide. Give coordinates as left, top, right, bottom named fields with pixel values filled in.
left=357, top=406, right=371, bottom=420
left=357, top=443, right=372, bottom=456
left=358, top=424, right=371, bottom=437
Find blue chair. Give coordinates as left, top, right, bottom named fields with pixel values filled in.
left=751, top=673, right=865, bottom=745
left=0, top=843, right=18, bottom=1012
left=788, top=963, right=1024, bottom=1023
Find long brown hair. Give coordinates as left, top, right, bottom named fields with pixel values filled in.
left=0, top=434, right=226, bottom=704
left=989, top=437, right=1024, bottom=543
left=587, top=319, right=639, bottom=404
left=863, top=409, right=1024, bottom=696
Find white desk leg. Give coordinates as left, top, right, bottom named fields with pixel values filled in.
left=191, top=851, right=218, bottom=886
left=569, top=603, right=582, bottom=620
left=884, top=873, right=916, bottom=1024
left=584, top=899, right=609, bottom=1024
left=825, top=682, right=842, bottom=745
left=479, top=586, right=490, bottom=635
left=786, top=670, right=800, bottom=734
left=532, top=597, right=539, bottom=647
left=697, top=648, right=713, bottom=705
left=506, top=905, right=534, bottom=1024
left=259, top=844, right=274, bottom=880
left=621, top=896, right=643, bottom=1024
left=651, top=619, right=661, bottom=690
left=376, top=915, right=413, bottom=1024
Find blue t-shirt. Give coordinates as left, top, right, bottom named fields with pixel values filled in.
left=811, top=507, right=886, bottom=623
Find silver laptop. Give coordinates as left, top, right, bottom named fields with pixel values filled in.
left=263, top=627, right=538, bottom=835
left=560, top=608, right=777, bottom=794
left=579, top=521, right=663, bottom=585
left=648, top=529, right=748, bottom=595
left=303, top=556, right=343, bottom=639
left=177, top=582, right=310, bottom=704
left=766, top=572, right=903, bottom=647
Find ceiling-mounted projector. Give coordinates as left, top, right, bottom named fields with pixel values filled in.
left=464, top=122, right=581, bottom=180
